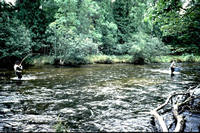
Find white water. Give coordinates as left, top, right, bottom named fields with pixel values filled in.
left=11, top=75, right=37, bottom=80
left=150, top=69, right=181, bottom=74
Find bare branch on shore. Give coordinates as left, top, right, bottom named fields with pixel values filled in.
left=148, top=84, right=200, bottom=132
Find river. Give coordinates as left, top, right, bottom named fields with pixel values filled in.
left=0, top=63, right=200, bottom=132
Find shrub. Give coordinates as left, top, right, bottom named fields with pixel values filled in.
left=128, top=32, right=169, bottom=64
left=46, top=26, right=99, bottom=65
left=183, top=54, right=196, bottom=62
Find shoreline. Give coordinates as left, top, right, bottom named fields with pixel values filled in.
left=0, top=54, right=200, bottom=69
left=31, top=54, right=200, bottom=66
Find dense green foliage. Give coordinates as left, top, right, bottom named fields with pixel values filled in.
left=0, top=0, right=199, bottom=67
left=128, top=32, right=169, bottom=64
left=148, top=0, right=200, bottom=54
left=0, top=2, right=32, bottom=67
left=15, top=0, right=55, bottom=53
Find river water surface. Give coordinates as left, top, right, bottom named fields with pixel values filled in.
left=0, top=63, right=200, bottom=132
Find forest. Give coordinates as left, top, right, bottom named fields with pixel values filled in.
left=0, top=0, right=200, bottom=68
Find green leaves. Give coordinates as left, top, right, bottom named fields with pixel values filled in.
left=47, top=0, right=101, bottom=65
left=2, top=0, right=188, bottom=67
left=128, top=32, right=169, bottom=63
left=0, top=2, right=33, bottom=67
left=148, top=0, right=200, bottom=54
left=47, top=25, right=99, bottom=64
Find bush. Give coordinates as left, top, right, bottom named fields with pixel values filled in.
left=128, top=32, right=169, bottom=64
left=86, top=54, right=133, bottom=64
left=182, top=54, right=196, bottom=62
left=47, top=26, right=99, bottom=65
left=62, top=34, right=99, bottom=65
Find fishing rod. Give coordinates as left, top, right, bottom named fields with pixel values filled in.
left=20, top=53, right=40, bottom=65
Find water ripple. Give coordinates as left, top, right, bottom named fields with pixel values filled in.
left=0, top=63, right=199, bottom=132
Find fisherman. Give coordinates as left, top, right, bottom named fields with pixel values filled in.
left=170, top=60, right=176, bottom=75
left=14, top=60, right=23, bottom=79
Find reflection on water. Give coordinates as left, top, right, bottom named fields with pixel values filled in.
left=0, top=63, right=200, bottom=132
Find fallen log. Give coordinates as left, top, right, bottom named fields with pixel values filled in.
left=172, top=103, right=184, bottom=132
left=149, top=84, right=200, bottom=132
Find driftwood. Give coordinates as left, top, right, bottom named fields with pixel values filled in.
left=172, top=103, right=184, bottom=132
left=149, top=85, right=200, bottom=132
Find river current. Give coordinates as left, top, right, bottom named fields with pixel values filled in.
left=0, top=63, right=200, bottom=132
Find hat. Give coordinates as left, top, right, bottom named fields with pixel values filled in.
left=15, top=60, right=20, bottom=64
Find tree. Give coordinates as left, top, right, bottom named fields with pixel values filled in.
left=46, top=0, right=99, bottom=65
left=113, top=0, right=132, bottom=44
left=148, top=0, right=200, bottom=54
left=128, top=32, right=169, bottom=64
left=15, top=0, right=50, bottom=53
left=0, top=1, right=32, bottom=68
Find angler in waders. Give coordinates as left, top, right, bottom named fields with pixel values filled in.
left=14, top=60, right=23, bottom=79
left=170, top=60, right=176, bottom=75
left=13, top=53, right=32, bottom=79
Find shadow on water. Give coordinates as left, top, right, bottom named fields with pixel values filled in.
left=0, top=63, right=200, bottom=132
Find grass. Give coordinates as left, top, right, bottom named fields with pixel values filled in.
left=87, top=54, right=200, bottom=64
left=29, top=54, right=200, bottom=66
left=153, top=54, right=200, bottom=63
left=30, top=56, right=54, bottom=66
left=54, top=114, right=69, bottom=132
left=86, top=54, right=133, bottom=64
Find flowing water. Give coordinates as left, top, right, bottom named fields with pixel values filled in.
left=0, top=63, right=200, bottom=132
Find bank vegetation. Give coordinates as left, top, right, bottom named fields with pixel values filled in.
left=0, top=0, right=200, bottom=68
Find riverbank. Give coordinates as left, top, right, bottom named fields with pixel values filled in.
left=31, top=54, right=200, bottom=66
left=153, top=54, right=200, bottom=63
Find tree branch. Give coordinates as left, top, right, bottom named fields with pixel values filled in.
left=172, top=103, right=184, bottom=132
left=148, top=84, right=200, bottom=132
